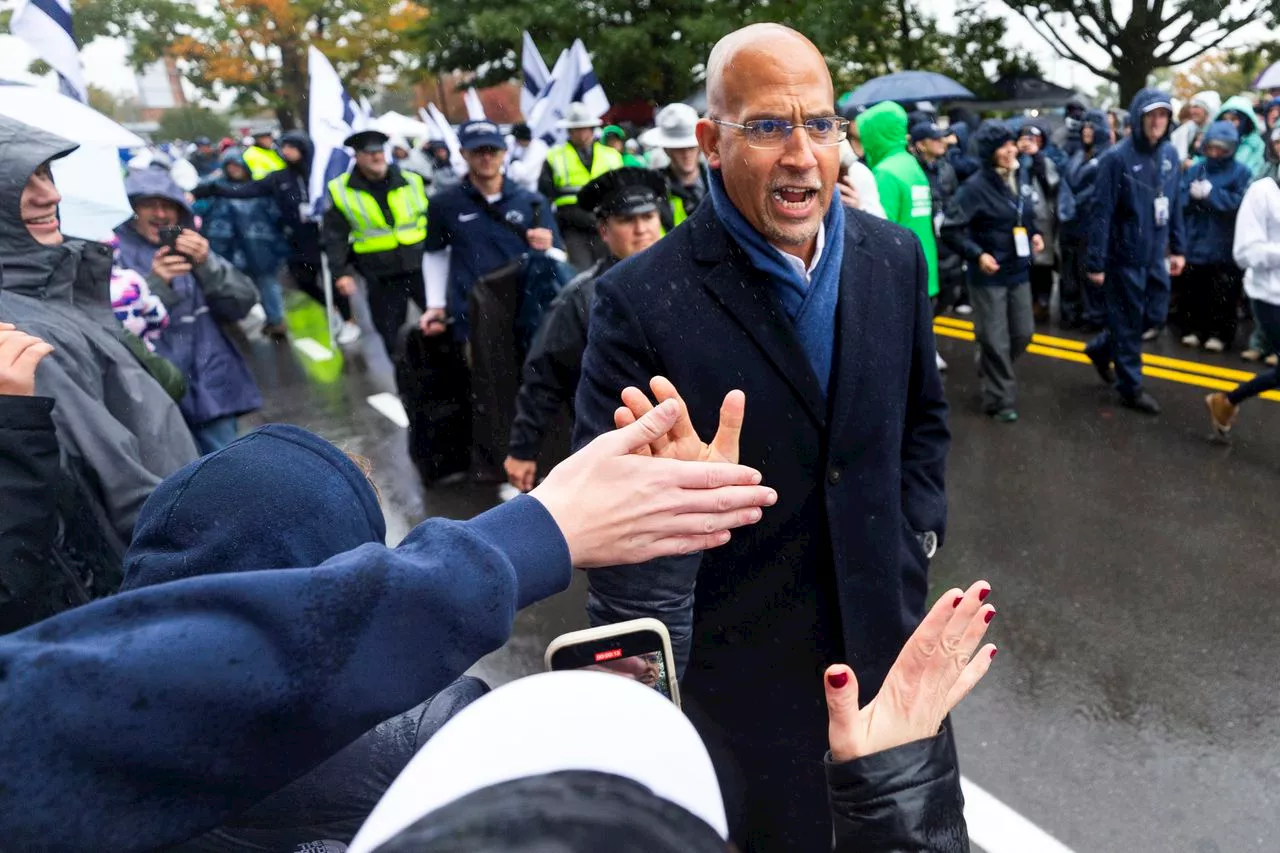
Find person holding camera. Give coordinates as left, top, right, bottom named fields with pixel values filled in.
left=116, top=167, right=263, bottom=453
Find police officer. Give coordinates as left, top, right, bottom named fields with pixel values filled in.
left=640, top=103, right=706, bottom=231
left=503, top=167, right=666, bottom=491
left=540, top=102, right=623, bottom=270
left=323, top=128, right=429, bottom=357
left=243, top=129, right=285, bottom=180
left=1085, top=89, right=1186, bottom=415
left=420, top=120, right=561, bottom=344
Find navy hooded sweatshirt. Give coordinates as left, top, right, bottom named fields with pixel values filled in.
left=1058, top=109, right=1113, bottom=239
left=1180, top=121, right=1252, bottom=266
left=1086, top=88, right=1187, bottom=279
left=0, top=425, right=571, bottom=852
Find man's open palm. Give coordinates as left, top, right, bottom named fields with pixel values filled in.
left=613, top=376, right=745, bottom=464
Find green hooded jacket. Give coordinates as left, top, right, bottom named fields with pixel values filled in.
left=1215, top=94, right=1266, bottom=178
left=855, top=102, right=939, bottom=296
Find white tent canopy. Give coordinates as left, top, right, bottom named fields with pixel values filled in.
left=373, top=111, right=434, bottom=141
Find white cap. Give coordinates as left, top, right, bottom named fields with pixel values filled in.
left=556, top=102, right=604, bottom=130
left=640, top=103, right=700, bottom=150
left=346, top=671, right=728, bottom=853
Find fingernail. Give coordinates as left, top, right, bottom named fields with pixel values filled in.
left=765, top=489, right=777, bottom=505
left=989, top=648, right=998, bottom=660
left=978, top=587, right=990, bottom=602
left=952, top=595, right=963, bottom=608
left=748, top=508, right=762, bottom=522
left=718, top=530, right=731, bottom=543
left=827, top=671, right=849, bottom=689
left=984, top=609, right=996, bottom=624
left=751, top=471, right=763, bottom=485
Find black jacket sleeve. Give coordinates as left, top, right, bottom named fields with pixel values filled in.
left=0, top=396, right=60, bottom=633
left=323, top=203, right=357, bottom=281
left=508, top=287, right=589, bottom=461
left=901, top=239, right=950, bottom=541
left=829, top=730, right=969, bottom=852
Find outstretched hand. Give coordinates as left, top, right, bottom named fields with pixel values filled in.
left=530, top=398, right=776, bottom=568
left=825, top=581, right=997, bottom=762
left=612, top=376, right=745, bottom=464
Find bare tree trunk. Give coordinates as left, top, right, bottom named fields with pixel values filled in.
left=896, top=0, right=913, bottom=70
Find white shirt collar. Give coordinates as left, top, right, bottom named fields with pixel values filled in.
left=777, top=221, right=825, bottom=283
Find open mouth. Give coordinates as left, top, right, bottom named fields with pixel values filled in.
left=24, top=213, right=58, bottom=229
left=770, top=185, right=820, bottom=214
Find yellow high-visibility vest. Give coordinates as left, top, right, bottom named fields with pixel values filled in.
left=670, top=194, right=687, bottom=227
left=545, top=142, right=623, bottom=208
left=327, top=171, right=428, bottom=254
left=243, top=146, right=286, bottom=180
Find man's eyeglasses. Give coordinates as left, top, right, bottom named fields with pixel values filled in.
left=710, top=117, right=849, bottom=149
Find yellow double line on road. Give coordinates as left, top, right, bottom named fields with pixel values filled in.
left=932, top=316, right=1280, bottom=403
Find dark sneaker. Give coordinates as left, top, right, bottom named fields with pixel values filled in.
left=1120, top=391, right=1161, bottom=415
left=1205, top=392, right=1238, bottom=436
left=990, top=408, right=1019, bottom=423
left=1086, top=347, right=1115, bottom=385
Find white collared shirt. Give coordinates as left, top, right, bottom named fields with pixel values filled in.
left=777, top=221, right=826, bottom=284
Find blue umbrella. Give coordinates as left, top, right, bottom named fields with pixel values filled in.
left=838, top=71, right=976, bottom=110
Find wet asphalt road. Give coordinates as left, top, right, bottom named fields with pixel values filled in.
left=248, top=295, right=1280, bottom=853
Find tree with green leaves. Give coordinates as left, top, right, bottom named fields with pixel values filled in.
left=412, top=0, right=1039, bottom=110
left=156, top=105, right=231, bottom=141
left=1003, top=0, right=1280, bottom=106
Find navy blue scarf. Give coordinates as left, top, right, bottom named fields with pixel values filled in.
left=708, top=168, right=844, bottom=397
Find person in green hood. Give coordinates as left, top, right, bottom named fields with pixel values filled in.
left=855, top=102, right=939, bottom=300
left=1215, top=94, right=1266, bottom=178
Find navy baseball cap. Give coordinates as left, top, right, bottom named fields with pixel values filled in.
left=458, top=120, right=506, bottom=152
left=910, top=121, right=947, bottom=143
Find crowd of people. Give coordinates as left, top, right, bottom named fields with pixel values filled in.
left=4, top=16, right=1280, bottom=852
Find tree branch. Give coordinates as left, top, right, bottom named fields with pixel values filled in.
left=1155, top=11, right=1257, bottom=65
left=1007, top=4, right=1117, bottom=80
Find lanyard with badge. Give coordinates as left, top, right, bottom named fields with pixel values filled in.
left=1010, top=184, right=1031, bottom=258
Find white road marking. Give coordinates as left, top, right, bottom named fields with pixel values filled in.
left=292, top=337, right=335, bottom=361
left=366, top=393, right=409, bottom=428
left=962, top=775, right=1075, bottom=853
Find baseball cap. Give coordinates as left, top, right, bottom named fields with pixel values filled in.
left=1142, top=97, right=1173, bottom=114
left=457, top=120, right=506, bottom=152
left=345, top=671, right=729, bottom=853
left=910, top=121, right=947, bottom=143
left=511, top=122, right=532, bottom=142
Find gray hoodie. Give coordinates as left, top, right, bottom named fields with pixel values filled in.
left=0, top=115, right=199, bottom=553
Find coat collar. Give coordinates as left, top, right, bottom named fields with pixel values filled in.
left=690, top=200, right=868, bottom=428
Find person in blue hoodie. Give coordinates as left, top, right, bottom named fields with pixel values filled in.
left=117, top=167, right=263, bottom=453
left=1084, top=88, right=1187, bottom=415
left=200, top=147, right=290, bottom=338
left=942, top=120, right=1043, bottom=422
left=0, top=401, right=777, bottom=853
left=1057, top=109, right=1113, bottom=330
left=945, top=120, right=981, bottom=183
left=1173, top=120, right=1252, bottom=353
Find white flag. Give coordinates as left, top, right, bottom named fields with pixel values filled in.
left=526, top=48, right=572, bottom=146
left=10, top=0, right=86, bottom=102
left=568, top=39, right=609, bottom=119
left=307, top=46, right=361, bottom=219
left=464, top=87, right=486, bottom=121
left=520, top=31, right=550, bottom=117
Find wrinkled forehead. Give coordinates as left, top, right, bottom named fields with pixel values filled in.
left=712, top=41, right=833, bottom=120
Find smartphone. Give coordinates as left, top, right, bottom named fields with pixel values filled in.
left=159, top=225, right=183, bottom=249
left=545, top=618, right=680, bottom=708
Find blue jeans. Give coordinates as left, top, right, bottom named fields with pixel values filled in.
left=1228, top=299, right=1280, bottom=405
left=255, top=271, right=285, bottom=325
left=192, top=416, right=238, bottom=455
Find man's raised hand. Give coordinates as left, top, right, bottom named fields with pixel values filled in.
left=612, top=376, right=745, bottom=464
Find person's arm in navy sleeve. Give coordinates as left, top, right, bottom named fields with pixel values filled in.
left=901, top=238, right=950, bottom=543
left=0, top=395, right=60, bottom=633
left=1086, top=152, right=1122, bottom=274
left=1167, top=155, right=1187, bottom=257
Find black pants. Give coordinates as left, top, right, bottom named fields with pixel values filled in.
left=367, top=271, right=425, bottom=358
left=1058, top=236, right=1103, bottom=328
left=1179, top=262, right=1242, bottom=345
left=1229, top=299, right=1280, bottom=405
left=935, top=268, right=966, bottom=314
left=1030, top=264, right=1054, bottom=317
left=289, top=260, right=352, bottom=322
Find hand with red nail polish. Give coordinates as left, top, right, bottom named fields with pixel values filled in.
left=824, top=580, right=998, bottom=762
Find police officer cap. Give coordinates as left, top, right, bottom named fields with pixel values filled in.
left=578, top=167, right=669, bottom=218
left=344, top=129, right=390, bottom=152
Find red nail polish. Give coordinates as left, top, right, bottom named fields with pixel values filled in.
left=978, top=588, right=990, bottom=602
left=984, top=609, right=996, bottom=624
left=827, top=671, right=849, bottom=689
left=952, top=595, right=963, bottom=608
left=989, top=648, right=998, bottom=660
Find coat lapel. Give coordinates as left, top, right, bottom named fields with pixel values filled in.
left=827, top=212, right=871, bottom=442
left=691, top=205, right=826, bottom=427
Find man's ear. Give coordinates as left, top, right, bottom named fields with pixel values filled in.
left=597, top=219, right=609, bottom=241
left=696, top=119, right=721, bottom=170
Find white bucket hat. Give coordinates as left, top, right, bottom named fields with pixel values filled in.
left=556, top=102, right=604, bottom=130
left=640, top=102, right=700, bottom=150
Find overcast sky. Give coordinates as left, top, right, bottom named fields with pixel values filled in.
left=0, top=0, right=1270, bottom=101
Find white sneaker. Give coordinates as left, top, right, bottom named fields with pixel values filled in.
left=1142, top=327, right=1160, bottom=342
left=936, top=352, right=948, bottom=372
left=1180, top=334, right=1200, bottom=348
left=1204, top=337, right=1225, bottom=353
left=239, top=303, right=267, bottom=338
left=955, top=304, right=974, bottom=316
left=335, top=321, right=362, bottom=346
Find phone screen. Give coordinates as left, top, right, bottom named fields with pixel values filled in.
left=548, top=628, right=674, bottom=702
